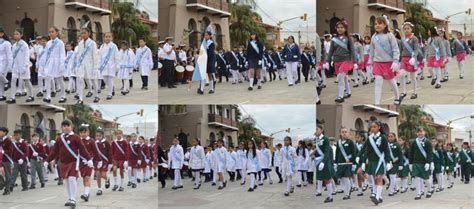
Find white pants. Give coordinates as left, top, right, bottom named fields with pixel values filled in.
left=173, top=169, right=182, bottom=186
left=285, top=62, right=298, bottom=85
left=400, top=70, right=417, bottom=94
left=374, top=76, right=399, bottom=104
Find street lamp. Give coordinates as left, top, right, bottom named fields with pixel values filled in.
left=446, top=115, right=474, bottom=143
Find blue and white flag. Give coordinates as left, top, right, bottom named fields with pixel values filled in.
left=192, top=40, right=208, bottom=82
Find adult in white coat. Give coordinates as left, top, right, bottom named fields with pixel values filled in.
left=135, top=38, right=153, bottom=90
left=74, top=28, right=100, bottom=104
left=99, top=33, right=121, bottom=100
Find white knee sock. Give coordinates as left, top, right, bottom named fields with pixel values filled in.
left=389, top=79, right=400, bottom=100
left=317, top=180, right=322, bottom=193
left=376, top=185, right=383, bottom=199
left=389, top=174, right=397, bottom=193
left=435, top=67, right=441, bottom=84
left=458, top=61, right=464, bottom=76
left=250, top=173, right=255, bottom=188
left=10, top=77, right=18, bottom=99
left=286, top=175, right=292, bottom=192
left=68, top=176, right=77, bottom=201
left=327, top=182, right=333, bottom=198
left=374, top=76, right=383, bottom=104
left=337, top=73, right=345, bottom=98
left=344, top=74, right=351, bottom=94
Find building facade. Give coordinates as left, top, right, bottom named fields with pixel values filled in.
left=0, top=0, right=111, bottom=44
left=158, top=0, right=231, bottom=49
left=159, top=105, right=239, bottom=150
left=0, top=105, right=65, bottom=142
left=317, top=0, right=405, bottom=37
left=317, top=104, right=399, bottom=139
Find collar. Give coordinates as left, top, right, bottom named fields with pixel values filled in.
left=416, top=137, right=425, bottom=142
left=117, top=138, right=124, bottom=142
left=370, top=132, right=381, bottom=138
left=133, top=141, right=139, bottom=145
left=83, top=136, right=91, bottom=141
left=405, top=34, right=413, bottom=39
left=318, top=134, right=324, bottom=140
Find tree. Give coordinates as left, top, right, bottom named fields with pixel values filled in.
left=405, top=2, right=435, bottom=40
left=229, top=3, right=267, bottom=48
left=238, top=116, right=263, bottom=145
left=398, top=105, right=436, bottom=141
left=64, top=105, right=100, bottom=137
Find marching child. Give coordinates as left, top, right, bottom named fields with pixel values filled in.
left=236, top=142, right=247, bottom=185
left=135, top=38, right=153, bottom=90
left=281, top=35, right=301, bottom=86
left=28, top=133, right=46, bottom=189
left=452, top=31, right=470, bottom=79
left=444, top=143, right=456, bottom=188
left=458, top=142, right=473, bottom=184
left=368, top=16, right=401, bottom=105
left=312, top=125, right=336, bottom=203
left=0, top=26, right=12, bottom=101
left=94, top=130, right=111, bottom=196
left=409, top=127, right=433, bottom=200
left=64, top=42, right=76, bottom=99
left=168, top=137, right=184, bottom=190
left=274, top=143, right=283, bottom=183
left=78, top=125, right=99, bottom=202
left=399, top=22, right=420, bottom=99
left=6, top=29, right=33, bottom=104
left=426, top=26, right=446, bottom=89
left=296, top=140, right=309, bottom=187
left=259, top=141, right=273, bottom=185
left=246, top=139, right=260, bottom=192
left=74, top=27, right=100, bottom=104
left=351, top=33, right=368, bottom=87
left=398, top=136, right=410, bottom=193
left=354, top=133, right=367, bottom=196
left=363, top=36, right=374, bottom=83
left=99, top=33, right=120, bottom=100
left=189, top=138, right=205, bottom=189
left=214, top=139, right=227, bottom=189
left=226, top=145, right=237, bottom=182
left=432, top=138, right=445, bottom=192
left=118, top=41, right=135, bottom=95
left=387, top=132, right=403, bottom=196
left=335, top=127, right=356, bottom=200
left=246, top=33, right=264, bottom=91
left=280, top=136, right=297, bottom=196
left=111, top=129, right=129, bottom=192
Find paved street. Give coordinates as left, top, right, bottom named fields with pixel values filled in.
left=158, top=172, right=474, bottom=209
left=0, top=71, right=158, bottom=105
left=158, top=56, right=473, bottom=105
left=0, top=171, right=158, bottom=209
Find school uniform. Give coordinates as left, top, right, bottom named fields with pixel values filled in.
left=246, top=40, right=264, bottom=69
left=74, top=38, right=100, bottom=101
left=301, top=52, right=313, bottom=82
left=214, top=146, right=227, bottom=173
left=99, top=42, right=120, bottom=97
left=80, top=137, right=98, bottom=178
left=409, top=138, right=433, bottom=180
left=0, top=38, right=12, bottom=99
left=280, top=145, right=297, bottom=194
left=313, top=134, right=335, bottom=181
left=93, top=139, right=111, bottom=172
left=444, top=151, right=456, bottom=173
left=265, top=52, right=277, bottom=81
left=111, top=138, right=129, bottom=170
left=227, top=150, right=237, bottom=172
left=204, top=152, right=212, bottom=180
left=64, top=50, right=76, bottom=92
left=236, top=149, right=247, bottom=182
left=11, top=139, right=29, bottom=190
left=216, top=52, right=228, bottom=82
left=452, top=38, right=469, bottom=77
left=118, top=48, right=136, bottom=93
left=0, top=136, right=14, bottom=193
left=28, top=141, right=46, bottom=188
left=10, top=39, right=32, bottom=101
left=129, top=142, right=142, bottom=170
left=38, top=37, right=66, bottom=100
left=245, top=149, right=261, bottom=191
left=458, top=148, right=473, bottom=183
left=360, top=133, right=391, bottom=176
left=238, top=51, right=247, bottom=73
left=281, top=43, right=301, bottom=85
left=432, top=147, right=445, bottom=174
left=335, top=139, right=356, bottom=178
left=274, top=148, right=283, bottom=182
left=398, top=146, right=410, bottom=178
left=426, top=37, right=446, bottom=84
left=135, top=45, right=153, bottom=88
left=189, top=145, right=205, bottom=188
left=228, top=51, right=240, bottom=83
left=272, top=51, right=285, bottom=79
left=260, top=148, right=272, bottom=172
left=168, top=144, right=184, bottom=188
left=368, top=33, right=401, bottom=80
left=353, top=42, right=366, bottom=85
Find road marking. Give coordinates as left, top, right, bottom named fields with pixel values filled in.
left=380, top=201, right=401, bottom=207
left=206, top=192, right=222, bottom=198
left=35, top=196, right=57, bottom=202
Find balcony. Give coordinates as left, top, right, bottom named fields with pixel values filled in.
left=368, top=0, right=406, bottom=14
left=65, top=0, right=111, bottom=15
left=208, top=114, right=239, bottom=131
left=186, top=0, right=231, bottom=17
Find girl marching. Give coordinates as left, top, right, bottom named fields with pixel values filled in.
left=74, top=27, right=100, bottom=104
left=6, top=28, right=33, bottom=104
left=189, top=138, right=205, bottom=190
left=0, top=26, right=12, bottom=101
left=135, top=38, right=153, bottom=90
left=398, top=136, right=410, bottom=193
left=409, top=127, right=433, bottom=200
left=387, top=132, right=402, bottom=196
left=368, top=15, right=401, bottom=105
left=259, top=141, right=273, bottom=185
left=431, top=138, right=445, bottom=192
left=312, top=125, right=336, bottom=203
left=440, top=30, right=452, bottom=82
left=324, top=18, right=356, bottom=103
left=245, top=139, right=260, bottom=192
left=452, top=31, right=470, bottom=79
left=118, top=41, right=135, bottom=96
left=399, top=21, right=420, bottom=100
left=335, top=127, right=357, bottom=200
left=426, top=26, right=446, bottom=89
left=214, top=139, right=227, bottom=190
left=296, top=140, right=309, bottom=187
left=443, top=143, right=456, bottom=188
left=281, top=35, right=301, bottom=87
left=351, top=33, right=368, bottom=87
left=99, top=32, right=120, bottom=100
left=64, top=42, right=76, bottom=98
left=236, top=142, right=247, bottom=185
left=363, top=36, right=374, bottom=83
left=280, top=136, right=297, bottom=196
left=246, top=33, right=264, bottom=91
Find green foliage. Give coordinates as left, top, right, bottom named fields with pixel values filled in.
left=405, top=3, right=435, bottom=40
left=238, top=116, right=263, bottom=145
left=64, top=105, right=100, bottom=137
left=229, top=3, right=267, bottom=48
left=398, top=105, right=436, bottom=140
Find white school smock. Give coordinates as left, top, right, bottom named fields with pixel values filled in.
left=246, top=149, right=261, bottom=173
left=11, top=40, right=30, bottom=79
left=189, top=145, right=205, bottom=170
left=167, top=144, right=184, bottom=169
left=74, top=38, right=100, bottom=79
left=99, top=42, right=121, bottom=77
left=38, top=37, right=65, bottom=79
left=135, top=46, right=153, bottom=76
left=259, top=148, right=272, bottom=169
left=235, top=149, right=246, bottom=170
left=118, top=48, right=135, bottom=80
left=214, top=146, right=227, bottom=173
left=204, top=152, right=212, bottom=173
left=64, top=51, right=76, bottom=77
left=226, top=151, right=237, bottom=171
left=296, top=148, right=309, bottom=171
left=274, top=149, right=282, bottom=168
left=280, top=145, right=297, bottom=176
left=0, top=39, right=12, bottom=76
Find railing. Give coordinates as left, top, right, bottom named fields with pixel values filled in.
left=187, top=0, right=229, bottom=12
left=66, top=0, right=110, bottom=10
left=208, top=114, right=239, bottom=128
left=368, top=0, right=404, bottom=9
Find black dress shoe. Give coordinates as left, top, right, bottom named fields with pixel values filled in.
left=248, top=87, right=253, bottom=91
left=93, top=97, right=100, bottom=103
left=435, top=84, right=441, bottom=89
left=6, top=99, right=15, bottom=104
left=42, top=98, right=51, bottom=103
left=76, top=100, right=83, bottom=104
left=51, top=92, right=56, bottom=97
left=335, top=97, right=344, bottom=103
left=58, top=98, right=67, bottom=103
left=80, top=194, right=89, bottom=202
left=86, top=92, right=93, bottom=97
left=197, top=89, right=204, bottom=95
left=0, top=96, right=6, bottom=101
left=324, top=197, right=333, bottom=203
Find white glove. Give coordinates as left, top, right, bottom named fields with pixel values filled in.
left=386, top=163, right=393, bottom=171
left=355, top=157, right=360, bottom=164
left=44, top=161, right=49, bottom=168
left=353, top=63, right=358, bottom=70
left=87, top=160, right=94, bottom=168
left=333, top=164, right=338, bottom=172
left=361, top=163, right=366, bottom=171
left=146, top=159, right=150, bottom=164
left=424, top=163, right=430, bottom=171
left=423, top=58, right=427, bottom=63
left=441, top=166, right=444, bottom=171
left=18, top=159, right=24, bottom=165
left=467, top=160, right=472, bottom=163
left=318, top=162, right=325, bottom=171
left=446, top=166, right=449, bottom=170
left=33, top=152, right=38, bottom=157
left=123, top=161, right=129, bottom=168
left=323, top=63, right=329, bottom=70
left=138, top=160, right=142, bottom=165
left=430, top=162, right=435, bottom=170
left=98, top=161, right=103, bottom=168
left=398, top=166, right=404, bottom=171
left=409, top=164, right=413, bottom=172
left=107, top=164, right=113, bottom=171
left=82, top=159, right=87, bottom=164
left=27, top=162, right=31, bottom=167
left=409, top=57, right=416, bottom=66
left=352, top=164, right=356, bottom=171
left=390, top=62, right=400, bottom=72
left=258, top=60, right=262, bottom=65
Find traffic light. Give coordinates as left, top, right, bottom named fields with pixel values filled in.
left=467, top=8, right=471, bottom=15
left=286, top=128, right=291, bottom=133
left=303, top=13, right=308, bottom=21
left=138, top=109, right=144, bottom=116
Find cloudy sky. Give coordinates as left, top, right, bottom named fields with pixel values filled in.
left=423, top=105, right=473, bottom=142
left=255, top=0, right=473, bottom=34
left=125, top=0, right=158, bottom=21
left=89, top=104, right=158, bottom=137
left=239, top=105, right=316, bottom=145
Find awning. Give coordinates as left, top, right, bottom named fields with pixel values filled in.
left=353, top=104, right=399, bottom=117
left=208, top=122, right=239, bottom=131
left=186, top=3, right=231, bottom=17
left=65, top=1, right=111, bottom=15
left=367, top=3, right=406, bottom=14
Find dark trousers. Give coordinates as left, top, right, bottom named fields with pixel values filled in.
left=12, top=162, right=28, bottom=189
left=218, top=68, right=229, bottom=82
left=1, top=162, right=12, bottom=190
left=236, top=169, right=242, bottom=180
left=163, top=60, right=175, bottom=86
left=307, top=171, right=314, bottom=183
left=461, top=163, right=471, bottom=183
left=275, top=166, right=283, bottom=181
left=158, top=166, right=166, bottom=187
left=269, top=71, right=276, bottom=81
left=141, top=75, right=149, bottom=87
left=297, top=66, right=301, bottom=82
left=302, top=64, right=310, bottom=81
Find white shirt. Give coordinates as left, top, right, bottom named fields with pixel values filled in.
left=162, top=43, right=175, bottom=60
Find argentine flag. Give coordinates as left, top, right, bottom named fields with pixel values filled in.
left=192, top=39, right=208, bottom=82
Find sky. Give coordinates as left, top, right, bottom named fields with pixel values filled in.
left=423, top=105, right=473, bottom=142
left=125, top=0, right=158, bottom=21
left=239, top=105, right=316, bottom=145
left=255, top=0, right=473, bottom=35
left=89, top=104, right=158, bottom=138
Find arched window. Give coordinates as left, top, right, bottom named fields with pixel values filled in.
left=370, top=16, right=376, bottom=36
left=20, top=113, right=30, bottom=140
left=355, top=118, right=364, bottom=134
left=20, top=18, right=35, bottom=42
left=227, top=135, right=233, bottom=147
left=209, top=132, right=216, bottom=145
left=392, top=19, right=399, bottom=30
left=95, top=22, right=103, bottom=43
left=215, top=24, right=223, bottom=48
left=67, top=17, right=77, bottom=43
left=48, top=119, right=57, bottom=143
left=329, top=17, right=340, bottom=35
left=80, top=15, right=93, bottom=37
left=201, top=17, right=211, bottom=39
left=188, top=18, right=198, bottom=49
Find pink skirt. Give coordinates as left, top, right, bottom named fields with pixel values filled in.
left=427, top=56, right=444, bottom=68
left=334, top=60, right=353, bottom=74
left=319, top=60, right=325, bottom=71
left=456, top=52, right=465, bottom=62
left=400, top=56, right=416, bottom=73
left=363, top=54, right=369, bottom=69
left=373, top=62, right=396, bottom=80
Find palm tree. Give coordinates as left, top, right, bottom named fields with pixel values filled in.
left=398, top=105, right=436, bottom=141
left=405, top=3, right=435, bottom=40
left=229, top=3, right=267, bottom=47
left=64, top=105, right=100, bottom=136
left=111, top=1, right=138, bottom=45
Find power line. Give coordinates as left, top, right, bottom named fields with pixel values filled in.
left=254, top=0, right=280, bottom=25
left=239, top=105, right=270, bottom=135
left=424, top=106, right=449, bottom=124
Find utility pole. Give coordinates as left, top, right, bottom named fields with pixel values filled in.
left=298, top=31, right=301, bottom=44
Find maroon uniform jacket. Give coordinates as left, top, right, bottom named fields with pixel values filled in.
left=47, top=132, right=91, bottom=164
left=94, top=139, right=111, bottom=162
left=141, top=144, right=150, bottom=162
left=81, top=137, right=99, bottom=161
left=1, top=136, right=13, bottom=163
left=111, top=139, right=129, bottom=161
left=129, top=142, right=143, bottom=161
left=28, top=142, right=46, bottom=161
left=11, top=139, right=29, bottom=161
